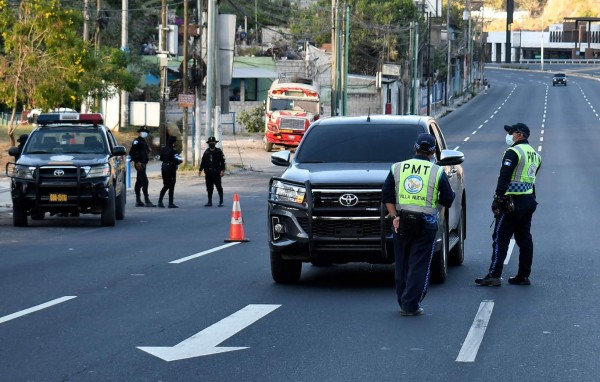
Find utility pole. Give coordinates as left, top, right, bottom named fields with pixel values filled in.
left=120, top=0, right=129, bottom=131
left=159, top=0, right=167, bottom=147
left=182, top=0, right=189, bottom=164
left=194, top=0, right=203, bottom=166
left=445, top=0, right=452, bottom=106
left=342, top=3, right=349, bottom=116
left=205, top=0, right=216, bottom=139
left=82, top=0, right=90, bottom=113
left=410, top=21, right=419, bottom=115
left=330, top=0, right=337, bottom=116
left=505, top=0, right=513, bottom=63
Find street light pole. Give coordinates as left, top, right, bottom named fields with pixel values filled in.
left=445, top=0, right=452, bottom=106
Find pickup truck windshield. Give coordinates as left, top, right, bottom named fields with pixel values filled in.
left=24, top=129, right=106, bottom=154
left=295, top=123, right=423, bottom=163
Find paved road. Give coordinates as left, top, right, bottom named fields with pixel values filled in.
left=1, top=66, right=600, bottom=381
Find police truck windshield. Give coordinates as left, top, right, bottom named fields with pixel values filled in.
left=295, top=124, right=423, bottom=163
left=24, top=129, right=106, bottom=154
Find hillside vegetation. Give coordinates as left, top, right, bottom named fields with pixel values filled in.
left=485, top=0, right=600, bottom=31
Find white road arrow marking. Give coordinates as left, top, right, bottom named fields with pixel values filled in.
left=138, top=304, right=281, bottom=361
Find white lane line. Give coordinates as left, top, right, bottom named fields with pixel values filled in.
left=453, top=146, right=460, bottom=151
left=504, top=239, right=516, bottom=265
left=538, top=146, right=542, bottom=152
left=169, top=242, right=241, bottom=264
left=456, top=300, right=495, bottom=363
left=540, top=137, right=544, bottom=142
left=472, top=131, right=477, bottom=135
left=0, top=296, right=77, bottom=325
left=463, top=137, right=470, bottom=142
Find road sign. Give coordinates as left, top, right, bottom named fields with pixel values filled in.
left=178, top=93, right=195, bottom=108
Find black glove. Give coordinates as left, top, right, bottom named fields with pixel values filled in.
left=492, top=194, right=514, bottom=215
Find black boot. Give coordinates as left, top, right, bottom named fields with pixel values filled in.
left=158, top=190, right=166, bottom=208
left=168, top=195, right=178, bottom=208
left=218, top=194, right=224, bottom=207
left=204, top=196, right=212, bottom=207
left=144, top=195, right=156, bottom=207
left=135, top=195, right=144, bottom=207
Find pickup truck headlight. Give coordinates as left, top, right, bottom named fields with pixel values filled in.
left=12, top=164, right=36, bottom=179
left=271, top=180, right=306, bottom=204
left=85, top=164, right=110, bottom=178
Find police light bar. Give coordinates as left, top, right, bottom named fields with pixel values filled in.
left=37, top=113, right=104, bottom=125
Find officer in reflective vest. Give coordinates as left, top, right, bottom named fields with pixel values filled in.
left=476, top=123, right=542, bottom=286
left=382, top=133, right=455, bottom=316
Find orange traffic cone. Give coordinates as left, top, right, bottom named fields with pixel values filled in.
left=225, top=193, right=250, bottom=242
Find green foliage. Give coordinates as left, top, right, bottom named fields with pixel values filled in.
left=236, top=105, right=264, bottom=133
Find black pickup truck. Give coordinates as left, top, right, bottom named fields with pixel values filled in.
left=268, top=115, right=466, bottom=284
left=5, top=113, right=127, bottom=227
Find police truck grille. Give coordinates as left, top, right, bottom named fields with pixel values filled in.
left=279, top=118, right=306, bottom=130
left=39, top=166, right=84, bottom=179
left=313, top=191, right=382, bottom=209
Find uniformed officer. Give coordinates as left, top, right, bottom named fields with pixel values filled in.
left=199, top=136, right=226, bottom=207
left=158, top=135, right=183, bottom=208
left=475, top=123, right=542, bottom=286
left=129, top=126, right=156, bottom=207
left=382, top=133, right=455, bottom=316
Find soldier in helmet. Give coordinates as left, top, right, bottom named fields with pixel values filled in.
left=199, top=136, right=226, bottom=207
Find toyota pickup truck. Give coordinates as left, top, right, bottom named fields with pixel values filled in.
left=268, top=115, right=466, bottom=284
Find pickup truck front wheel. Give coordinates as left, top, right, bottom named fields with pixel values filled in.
left=101, top=185, right=116, bottom=227
left=13, top=205, right=28, bottom=227
left=270, top=251, right=302, bottom=284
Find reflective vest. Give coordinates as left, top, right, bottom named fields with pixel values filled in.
left=505, top=144, right=541, bottom=195
left=392, top=159, right=443, bottom=215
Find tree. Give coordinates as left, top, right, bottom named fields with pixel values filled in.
left=0, top=0, right=137, bottom=144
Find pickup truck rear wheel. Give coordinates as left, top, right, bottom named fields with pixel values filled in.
left=430, top=220, right=449, bottom=284
left=13, top=205, right=28, bottom=227
left=270, top=251, right=302, bottom=283
left=101, top=185, right=116, bottom=227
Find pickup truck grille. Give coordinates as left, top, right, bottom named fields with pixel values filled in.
left=297, top=217, right=391, bottom=237
left=38, top=166, right=84, bottom=180
left=313, top=190, right=382, bottom=209
left=280, top=118, right=306, bottom=131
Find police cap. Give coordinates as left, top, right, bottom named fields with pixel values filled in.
left=414, top=133, right=436, bottom=153
left=504, top=123, right=530, bottom=138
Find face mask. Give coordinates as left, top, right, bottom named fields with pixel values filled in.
left=140, top=132, right=148, bottom=139
left=209, top=143, right=216, bottom=148
left=505, top=134, right=514, bottom=146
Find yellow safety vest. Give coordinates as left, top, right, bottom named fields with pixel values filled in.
left=505, top=144, right=541, bottom=195
left=392, top=158, right=443, bottom=215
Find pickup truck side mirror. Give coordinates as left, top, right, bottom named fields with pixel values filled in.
left=8, top=146, right=20, bottom=157
left=112, top=146, right=127, bottom=156
left=271, top=150, right=291, bottom=166
left=437, top=149, right=464, bottom=166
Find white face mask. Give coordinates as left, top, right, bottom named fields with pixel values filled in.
left=505, top=133, right=514, bottom=146
left=140, top=132, right=148, bottom=139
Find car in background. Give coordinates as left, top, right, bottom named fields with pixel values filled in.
left=267, top=115, right=466, bottom=284
left=6, top=113, right=127, bottom=227
left=552, top=73, right=567, bottom=86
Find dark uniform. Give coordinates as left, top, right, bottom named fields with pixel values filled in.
left=158, top=136, right=183, bottom=208
left=476, top=123, right=542, bottom=286
left=199, top=136, right=226, bottom=207
left=129, top=126, right=156, bottom=207
left=382, top=134, right=455, bottom=316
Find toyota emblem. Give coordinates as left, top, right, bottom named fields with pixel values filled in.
left=339, top=193, right=359, bottom=207
left=54, top=169, right=65, bottom=177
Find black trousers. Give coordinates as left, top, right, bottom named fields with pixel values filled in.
left=488, top=203, right=536, bottom=278
left=204, top=171, right=223, bottom=200
left=134, top=163, right=149, bottom=197
left=393, top=226, right=437, bottom=312
left=159, top=166, right=177, bottom=203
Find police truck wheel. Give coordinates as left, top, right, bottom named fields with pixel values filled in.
left=449, top=207, right=465, bottom=266
left=270, top=251, right=302, bottom=283
left=13, top=205, right=28, bottom=227
left=101, top=186, right=116, bottom=227
left=115, top=180, right=126, bottom=220
left=430, top=220, right=449, bottom=283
